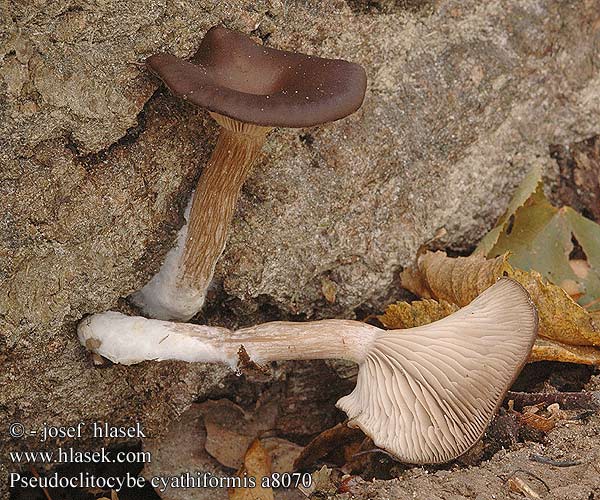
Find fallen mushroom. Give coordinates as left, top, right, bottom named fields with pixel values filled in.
left=133, top=26, right=367, bottom=320
left=80, top=278, right=537, bottom=464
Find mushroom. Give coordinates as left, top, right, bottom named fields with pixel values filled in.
left=133, top=26, right=367, bottom=320
left=79, top=278, right=538, bottom=464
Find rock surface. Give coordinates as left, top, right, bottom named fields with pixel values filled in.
left=1, top=0, right=600, bottom=498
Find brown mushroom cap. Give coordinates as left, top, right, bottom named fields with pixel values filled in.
left=146, top=26, right=367, bottom=127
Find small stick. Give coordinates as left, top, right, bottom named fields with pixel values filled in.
left=529, top=454, right=583, bottom=467
left=28, top=465, right=53, bottom=500
left=351, top=448, right=399, bottom=461
left=504, top=469, right=550, bottom=492
left=582, top=297, right=600, bottom=310
left=506, top=391, right=600, bottom=411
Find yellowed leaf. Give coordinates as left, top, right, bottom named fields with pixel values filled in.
left=401, top=251, right=511, bottom=305
left=260, top=437, right=303, bottom=474
left=511, top=266, right=600, bottom=346
left=199, top=398, right=279, bottom=469
left=229, top=439, right=274, bottom=500
left=476, top=165, right=544, bottom=256
left=380, top=287, right=600, bottom=365
left=379, top=298, right=458, bottom=329
left=530, top=338, right=600, bottom=365
left=401, top=251, right=600, bottom=347
left=321, top=277, right=337, bottom=303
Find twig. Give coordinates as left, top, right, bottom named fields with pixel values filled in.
left=582, top=297, right=600, bottom=310
left=506, top=391, right=600, bottom=411
left=529, top=454, right=583, bottom=467
left=504, top=469, right=550, bottom=492
left=351, top=448, right=398, bottom=461
left=28, top=465, right=53, bottom=500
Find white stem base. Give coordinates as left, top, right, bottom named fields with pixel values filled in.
left=130, top=199, right=206, bottom=321
left=78, top=311, right=234, bottom=366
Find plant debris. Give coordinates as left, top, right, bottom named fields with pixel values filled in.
left=199, top=398, right=279, bottom=469
left=506, top=391, right=600, bottom=410
left=228, top=439, right=274, bottom=500
left=398, top=251, right=600, bottom=364
left=476, top=166, right=600, bottom=312
left=293, top=423, right=365, bottom=471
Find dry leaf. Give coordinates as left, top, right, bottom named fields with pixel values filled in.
left=199, top=398, right=279, bottom=469
left=229, top=439, right=274, bottom=500
left=298, top=465, right=333, bottom=498
left=381, top=295, right=600, bottom=364
left=143, top=403, right=231, bottom=500
left=530, top=338, right=600, bottom=365
left=379, top=298, right=458, bottom=329
left=515, top=411, right=556, bottom=433
left=510, top=266, right=600, bottom=346
left=260, top=437, right=303, bottom=474
left=401, top=250, right=510, bottom=305
left=402, top=251, right=600, bottom=348
left=476, top=166, right=600, bottom=312
left=293, top=423, right=365, bottom=471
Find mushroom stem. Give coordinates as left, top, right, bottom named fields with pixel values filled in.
left=80, top=278, right=537, bottom=464
left=79, top=314, right=379, bottom=367
left=183, top=114, right=271, bottom=288
left=132, top=113, right=271, bottom=321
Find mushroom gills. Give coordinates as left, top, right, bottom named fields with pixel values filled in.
left=337, top=277, right=537, bottom=463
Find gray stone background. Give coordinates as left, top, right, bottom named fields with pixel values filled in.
left=1, top=0, right=599, bottom=498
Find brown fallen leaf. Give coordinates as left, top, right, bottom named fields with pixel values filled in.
left=143, top=403, right=231, bottom=500
left=401, top=251, right=600, bottom=348
left=260, top=437, right=303, bottom=474
left=530, top=338, right=600, bottom=365
left=229, top=439, right=274, bottom=500
left=379, top=298, right=458, bottom=329
left=293, top=423, right=365, bottom=471
left=515, top=411, right=556, bottom=433
left=401, top=250, right=510, bottom=305
left=199, top=397, right=279, bottom=469
left=298, top=465, right=335, bottom=498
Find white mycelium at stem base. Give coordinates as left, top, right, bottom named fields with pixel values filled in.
left=79, top=278, right=538, bottom=464
left=131, top=113, right=271, bottom=321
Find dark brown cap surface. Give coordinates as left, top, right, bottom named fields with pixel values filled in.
left=147, top=26, right=367, bottom=127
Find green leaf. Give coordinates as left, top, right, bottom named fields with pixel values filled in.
left=481, top=172, right=600, bottom=311
left=476, top=164, right=543, bottom=255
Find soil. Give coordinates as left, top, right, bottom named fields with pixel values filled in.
left=334, top=411, right=600, bottom=500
